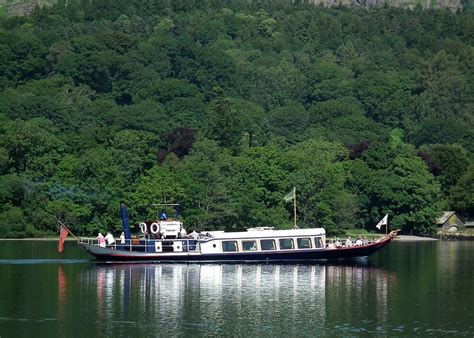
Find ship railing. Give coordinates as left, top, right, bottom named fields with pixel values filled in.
left=79, top=237, right=201, bottom=252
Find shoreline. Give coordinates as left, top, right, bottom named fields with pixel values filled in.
left=395, top=235, right=438, bottom=241
left=435, top=233, right=474, bottom=241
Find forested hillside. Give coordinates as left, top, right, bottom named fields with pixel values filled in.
left=0, top=0, right=472, bottom=237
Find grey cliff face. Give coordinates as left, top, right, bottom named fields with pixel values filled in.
left=307, top=0, right=462, bottom=11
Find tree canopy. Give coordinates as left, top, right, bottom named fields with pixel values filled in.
left=0, top=1, right=472, bottom=237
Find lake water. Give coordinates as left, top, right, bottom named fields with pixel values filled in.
left=0, top=240, right=473, bottom=336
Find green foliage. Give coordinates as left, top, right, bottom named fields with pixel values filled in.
left=419, top=50, right=471, bottom=121
left=308, top=97, right=387, bottom=145
left=268, top=102, right=309, bottom=144
left=0, top=118, right=65, bottom=177
left=349, top=143, right=444, bottom=235
left=0, top=206, right=29, bottom=238
left=127, top=166, right=186, bottom=220
left=179, top=139, right=234, bottom=230
left=419, top=144, right=470, bottom=193
left=287, top=140, right=356, bottom=235
left=355, top=71, right=415, bottom=127
left=206, top=88, right=244, bottom=153
left=229, top=146, right=291, bottom=230
left=450, top=165, right=474, bottom=215
left=0, top=2, right=472, bottom=237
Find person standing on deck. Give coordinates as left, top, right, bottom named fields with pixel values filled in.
left=97, top=233, right=106, bottom=248
left=105, top=232, right=115, bottom=247
left=345, top=236, right=352, bottom=248
left=190, top=231, right=199, bottom=240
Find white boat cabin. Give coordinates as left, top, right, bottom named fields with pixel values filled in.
left=199, top=228, right=326, bottom=254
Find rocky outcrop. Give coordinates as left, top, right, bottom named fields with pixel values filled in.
left=0, top=0, right=464, bottom=16
left=308, top=0, right=462, bottom=11
left=0, top=0, right=54, bottom=17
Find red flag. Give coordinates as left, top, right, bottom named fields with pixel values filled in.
left=58, top=225, right=69, bottom=254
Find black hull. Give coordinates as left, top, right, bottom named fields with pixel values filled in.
left=79, top=234, right=396, bottom=263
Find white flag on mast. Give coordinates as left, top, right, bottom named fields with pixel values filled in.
left=376, top=214, right=388, bottom=230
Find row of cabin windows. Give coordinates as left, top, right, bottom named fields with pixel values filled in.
left=222, top=237, right=324, bottom=252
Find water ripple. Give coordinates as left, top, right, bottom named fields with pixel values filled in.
left=0, top=317, right=57, bottom=322
left=0, top=259, right=89, bottom=265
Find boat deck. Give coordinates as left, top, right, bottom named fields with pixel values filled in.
left=79, top=231, right=398, bottom=262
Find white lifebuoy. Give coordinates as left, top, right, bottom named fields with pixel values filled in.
left=139, top=222, right=147, bottom=234
left=150, top=222, right=160, bottom=235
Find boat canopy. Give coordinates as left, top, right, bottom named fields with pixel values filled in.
left=203, top=228, right=325, bottom=240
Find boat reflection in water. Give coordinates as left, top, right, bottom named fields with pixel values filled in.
left=68, top=261, right=395, bottom=336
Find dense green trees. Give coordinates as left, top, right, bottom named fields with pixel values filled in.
left=450, top=165, right=474, bottom=215
left=0, top=1, right=472, bottom=237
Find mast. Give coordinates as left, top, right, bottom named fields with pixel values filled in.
left=284, top=187, right=298, bottom=229
left=293, top=187, right=298, bottom=229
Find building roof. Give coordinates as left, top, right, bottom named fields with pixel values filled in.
left=436, top=211, right=458, bottom=224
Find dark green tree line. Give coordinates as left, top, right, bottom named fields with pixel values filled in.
left=0, top=1, right=472, bottom=237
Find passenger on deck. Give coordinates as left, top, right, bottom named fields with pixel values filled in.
left=96, top=233, right=106, bottom=248
left=105, top=232, right=115, bottom=247
left=335, top=238, right=342, bottom=248
left=345, top=236, right=352, bottom=248
left=355, top=236, right=362, bottom=246
left=119, top=232, right=125, bottom=244
left=362, top=236, right=368, bottom=245
left=160, top=212, right=167, bottom=220
left=142, top=228, right=149, bottom=239
left=327, top=240, right=336, bottom=249
left=190, top=230, right=199, bottom=240
left=180, top=227, right=187, bottom=238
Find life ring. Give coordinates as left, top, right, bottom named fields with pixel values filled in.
left=150, top=222, right=160, bottom=235
left=139, top=222, right=147, bottom=234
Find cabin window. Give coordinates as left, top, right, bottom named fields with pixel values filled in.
left=242, top=240, right=257, bottom=251
left=260, top=239, right=276, bottom=251
left=314, top=237, right=324, bottom=248
left=222, top=241, right=238, bottom=252
left=279, top=238, right=294, bottom=250
left=297, top=238, right=312, bottom=249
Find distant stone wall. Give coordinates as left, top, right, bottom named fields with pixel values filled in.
left=435, top=232, right=474, bottom=240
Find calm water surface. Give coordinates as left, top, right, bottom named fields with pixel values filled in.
left=0, top=240, right=473, bottom=336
